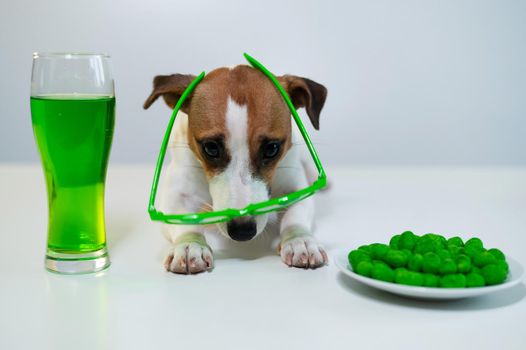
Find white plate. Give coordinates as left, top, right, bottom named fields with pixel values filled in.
left=334, top=249, right=524, bottom=300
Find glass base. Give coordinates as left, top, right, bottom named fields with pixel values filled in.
left=45, top=247, right=110, bottom=274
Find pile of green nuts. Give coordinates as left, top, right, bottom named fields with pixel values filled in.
left=348, top=231, right=509, bottom=288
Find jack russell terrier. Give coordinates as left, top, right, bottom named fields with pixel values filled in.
left=144, top=63, right=328, bottom=274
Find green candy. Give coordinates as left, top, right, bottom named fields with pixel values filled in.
left=348, top=249, right=371, bottom=269
left=464, top=245, right=484, bottom=259
left=422, top=233, right=447, bottom=249
left=473, top=251, right=497, bottom=268
left=358, top=245, right=371, bottom=253
left=422, top=273, right=439, bottom=287
left=399, top=231, right=418, bottom=251
left=433, top=238, right=446, bottom=252
left=465, top=273, right=485, bottom=287
left=436, top=236, right=448, bottom=249
left=496, top=260, right=509, bottom=274
left=349, top=233, right=509, bottom=289
left=355, top=261, right=373, bottom=277
left=481, top=264, right=507, bottom=285
left=371, top=262, right=394, bottom=282
left=437, top=249, right=452, bottom=260
left=394, top=267, right=406, bottom=275
left=448, top=245, right=464, bottom=258
left=439, top=258, right=457, bottom=275
left=414, top=238, right=436, bottom=255
left=401, top=249, right=412, bottom=260
left=447, top=236, right=464, bottom=247
left=408, top=253, right=424, bottom=272
left=369, top=243, right=390, bottom=260
left=422, top=252, right=441, bottom=274
left=394, top=268, right=424, bottom=286
left=372, top=259, right=389, bottom=267
left=421, top=233, right=439, bottom=240
left=488, top=248, right=505, bottom=261
left=439, top=274, right=466, bottom=288
left=385, top=249, right=408, bottom=268
left=389, top=235, right=401, bottom=250
left=456, top=254, right=472, bottom=274
left=465, top=237, right=484, bottom=250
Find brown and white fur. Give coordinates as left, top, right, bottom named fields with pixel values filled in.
left=144, top=64, right=328, bottom=274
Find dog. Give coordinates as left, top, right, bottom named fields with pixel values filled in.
left=144, top=62, right=328, bottom=274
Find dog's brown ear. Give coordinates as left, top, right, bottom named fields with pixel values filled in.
left=278, top=75, right=327, bottom=130
left=143, top=74, right=196, bottom=111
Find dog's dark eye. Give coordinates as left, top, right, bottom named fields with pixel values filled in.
left=202, top=141, right=220, bottom=158
left=262, top=141, right=280, bottom=159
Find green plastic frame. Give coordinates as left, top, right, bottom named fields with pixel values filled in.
left=148, top=53, right=327, bottom=224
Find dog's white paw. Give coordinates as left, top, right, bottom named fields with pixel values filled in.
left=280, top=235, right=328, bottom=269
left=164, top=242, right=213, bottom=274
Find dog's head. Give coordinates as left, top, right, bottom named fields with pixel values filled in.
left=144, top=65, right=327, bottom=242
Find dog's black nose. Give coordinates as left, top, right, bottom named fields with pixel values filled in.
left=227, top=219, right=257, bottom=241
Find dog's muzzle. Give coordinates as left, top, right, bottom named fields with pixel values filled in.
left=227, top=218, right=257, bottom=241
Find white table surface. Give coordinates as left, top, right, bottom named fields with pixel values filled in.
left=1, top=164, right=525, bottom=350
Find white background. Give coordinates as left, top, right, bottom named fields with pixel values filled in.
left=1, top=0, right=525, bottom=165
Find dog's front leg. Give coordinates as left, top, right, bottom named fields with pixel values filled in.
left=163, top=228, right=213, bottom=274
left=160, top=151, right=214, bottom=274
left=161, top=192, right=214, bottom=274
left=275, top=162, right=328, bottom=268
left=279, top=198, right=328, bottom=268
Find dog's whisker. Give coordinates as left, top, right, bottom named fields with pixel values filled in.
left=198, top=200, right=215, bottom=213
left=201, top=202, right=214, bottom=211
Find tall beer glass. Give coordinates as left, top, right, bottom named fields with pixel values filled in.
left=30, top=53, right=115, bottom=274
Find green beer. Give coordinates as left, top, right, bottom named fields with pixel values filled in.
left=31, top=96, right=115, bottom=253
left=31, top=52, right=115, bottom=273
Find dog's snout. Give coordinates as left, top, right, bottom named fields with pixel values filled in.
left=227, top=218, right=257, bottom=241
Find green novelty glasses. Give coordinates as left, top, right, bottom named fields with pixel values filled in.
left=148, top=53, right=327, bottom=225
